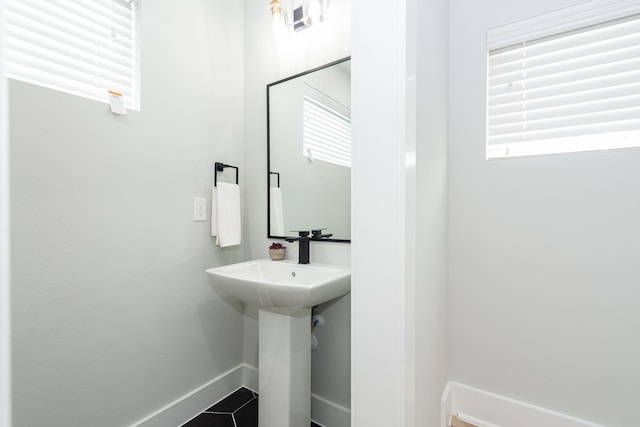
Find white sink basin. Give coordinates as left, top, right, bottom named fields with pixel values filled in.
left=205, top=259, right=350, bottom=314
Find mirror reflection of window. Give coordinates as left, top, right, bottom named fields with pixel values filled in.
left=302, top=84, right=352, bottom=168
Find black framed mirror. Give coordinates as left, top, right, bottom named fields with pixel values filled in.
left=267, top=57, right=351, bottom=243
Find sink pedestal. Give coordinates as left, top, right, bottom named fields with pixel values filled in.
left=258, top=308, right=311, bottom=427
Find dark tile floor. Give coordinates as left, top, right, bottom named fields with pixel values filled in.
left=181, top=387, right=322, bottom=427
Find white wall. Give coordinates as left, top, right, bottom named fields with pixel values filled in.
left=9, top=1, right=246, bottom=426
left=448, top=1, right=640, bottom=426
left=0, top=0, right=12, bottom=425
left=351, top=0, right=412, bottom=421
left=351, top=0, right=449, bottom=425
left=242, top=0, right=352, bottom=410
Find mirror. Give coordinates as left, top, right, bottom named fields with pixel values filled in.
left=268, top=57, right=351, bottom=242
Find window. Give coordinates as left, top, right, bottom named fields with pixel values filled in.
left=303, top=83, right=352, bottom=168
left=486, top=0, right=640, bottom=159
left=4, top=0, right=140, bottom=110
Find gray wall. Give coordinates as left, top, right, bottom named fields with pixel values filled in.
left=448, top=1, right=640, bottom=426
left=414, top=0, right=449, bottom=423
left=242, top=0, right=352, bottom=409
left=9, top=1, right=246, bottom=426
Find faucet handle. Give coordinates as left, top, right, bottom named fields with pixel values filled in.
left=311, top=229, right=332, bottom=239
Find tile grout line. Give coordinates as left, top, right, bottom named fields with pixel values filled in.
left=232, top=396, right=257, bottom=415
left=232, top=395, right=257, bottom=427
left=188, top=390, right=323, bottom=427
left=200, top=388, right=255, bottom=414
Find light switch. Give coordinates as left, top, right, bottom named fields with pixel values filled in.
left=193, top=198, right=207, bottom=221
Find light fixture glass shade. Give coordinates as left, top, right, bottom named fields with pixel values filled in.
left=268, top=0, right=288, bottom=24
left=268, top=0, right=284, bottom=19
left=268, top=0, right=289, bottom=39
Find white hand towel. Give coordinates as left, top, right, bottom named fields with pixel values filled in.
left=270, top=187, right=285, bottom=236
left=211, top=185, right=219, bottom=242
left=212, top=182, right=241, bottom=247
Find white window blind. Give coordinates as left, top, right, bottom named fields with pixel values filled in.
left=4, top=0, right=140, bottom=110
left=303, top=83, right=352, bottom=168
left=486, top=0, right=640, bottom=159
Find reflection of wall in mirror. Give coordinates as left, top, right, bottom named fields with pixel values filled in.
left=270, top=62, right=351, bottom=238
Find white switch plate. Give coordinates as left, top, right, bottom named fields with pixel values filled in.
left=193, top=197, right=207, bottom=221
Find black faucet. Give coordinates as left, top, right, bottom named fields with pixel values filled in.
left=285, top=229, right=333, bottom=264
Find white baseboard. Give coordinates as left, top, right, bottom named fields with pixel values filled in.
left=243, top=363, right=259, bottom=392
left=131, top=364, right=244, bottom=427
left=242, top=364, right=350, bottom=427
left=311, top=392, right=351, bottom=427
left=131, top=363, right=350, bottom=427
left=441, top=382, right=603, bottom=427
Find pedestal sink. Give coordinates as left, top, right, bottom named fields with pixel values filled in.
left=205, top=259, right=350, bottom=427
